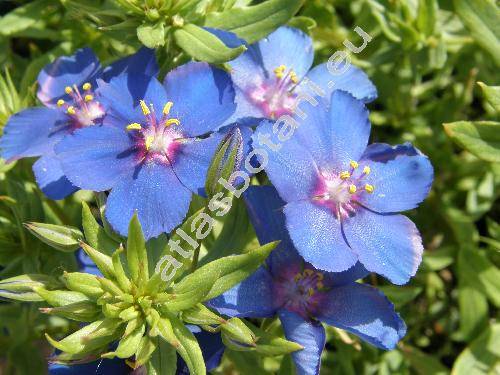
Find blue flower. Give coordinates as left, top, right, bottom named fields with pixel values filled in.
left=55, top=62, right=236, bottom=239
left=253, top=91, right=433, bottom=284
left=209, top=186, right=406, bottom=375
left=0, top=47, right=158, bottom=200
left=218, top=26, right=377, bottom=124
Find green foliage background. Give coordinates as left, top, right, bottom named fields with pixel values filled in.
left=0, top=0, right=499, bottom=374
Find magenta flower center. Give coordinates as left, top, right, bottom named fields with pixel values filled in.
left=126, top=100, right=183, bottom=165
left=274, top=265, right=326, bottom=319
left=57, top=83, right=104, bottom=128
left=314, top=160, right=375, bottom=219
left=248, top=65, right=298, bottom=119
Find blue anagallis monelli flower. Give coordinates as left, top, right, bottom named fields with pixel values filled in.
left=220, top=26, right=377, bottom=123
left=0, top=47, right=158, bottom=200
left=209, top=186, right=405, bottom=375
left=55, top=62, right=236, bottom=239
left=254, top=90, right=433, bottom=285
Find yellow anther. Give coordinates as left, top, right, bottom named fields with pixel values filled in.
left=164, top=118, right=180, bottom=127
left=304, top=269, right=314, bottom=276
left=316, top=272, right=324, bottom=281
left=274, top=65, right=286, bottom=78
left=126, top=123, right=142, bottom=131
left=308, top=288, right=315, bottom=296
left=363, top=166, right=371, bottom=175
left=290, top=71, right=299, bottom=84
left=82, top=82, right=92, bottom=91
left=56, top=99, right=65, bottom=107
left=340, top=171, right=351, bottom=180
left=66, top=106, right=76, bottom=115
left=65, top=86, right=73, bottom=94
left=140, top=100, right=150, bottom=116
left=350, top=160, right=359, bottom=169
left=348, top=184, right=357, bottom=194
left=84, top=94, right=93, bottom=102
left=163, top=101, right=173, bottom=116
left=294, top=273, right=302, bottom=282
left=365, top=184, right=374, bottom=193
left=145, top=135, right=154, bottom=151
left=316, top=281, right=324, bottom=290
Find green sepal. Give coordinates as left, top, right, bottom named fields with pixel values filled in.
left=119, top=305, right=140, bottom=321
left=24, top=222, right=82, bottom=252
left=34, top=287, right=92, bottom=307
left=181, top=303, right=226, bottom=326
left=137, top=22, right=166, bottom=48
left=127, top=214, right=149, bottom=286
left=80, top=242, right=116, bottom=279
left=112, top=246, right=132, bottom=292
left=478, top=82, right=500, bottom=113
left=97, top=277, right=124, bottom=297
left=40, top=301, right=101, bottom=322
left=144, top=336, right=177, bottom=375
left=249, top=321, right=303, bottom=355
left=81, top=201, right=118, bottom=255
left=0, top=274, right=62, bottom=302
left=169, top=314, right=206, bottom=375
left=62, top=272, right=104, bottom=300
left=45, top=318, right=124, bottom=355
left=134, top=335, right=158, bottom=368
left=102, top=323, right=145, bottom=359
left=220, top=317, right=256, bottom=350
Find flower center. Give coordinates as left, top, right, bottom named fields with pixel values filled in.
left=314, top=160, right=375, bottom=219
left=274, top=265, right=326, bottom=319
left=125, top=99, right=183, bottom=164
left=57, top=83, right=104, bottom=128
left=248, top=65, right=298, bottom=119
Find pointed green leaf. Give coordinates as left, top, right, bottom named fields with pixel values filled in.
left=0, top=274, right=62, bottom=302
left=82, top=202, right=118, bottom=255
left=24, top=222, right=82, bottom=252
left=145, top=336, right=177, bottom=375
left=34, top=287, right=92, bottom=307
left=205, top=0, right=304, bottom=44
left=62, top=272, right=104, bottom=300
left=477, top=82, right=500, bottom=112
left=181, top=303, right=226, bottom=326
left=174, top=23, right=246, bottom=64
left=169, top=314, right=206, bottom=375
left=112, top=246, right=132, bottom=292
left=127, top=214, right=148, bottom=285
left=40, top=301, right=101, bottom=322
left=137, top=22, right=166, bottom=48
left=102, top=323, right=145, bottom=359
left=80, top=242, right=116, bottom=279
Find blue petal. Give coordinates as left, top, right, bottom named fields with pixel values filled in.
left=259, top=27, right=314, bottom=81
left=171, top=132, right=225, bottom=195
left=343, top=209, right=424, bottom=285
left=177, top=326, right=225, bottom=374
left=324, top=262, right=369, bottom=287
left=48, top=358, right=128, bottom=374
left=243, top=185, right=303, bottom=274
left=0, top=107, right=69, bottom=161
left=101, top=47, right=159, bottom=82
left=358, top=143, right=434, bottom=213
left=315, top=283, right=406, bottom=350
left=105, top=160, right=192, bottom=239
left=301, top=62, right=377, bottom=103
left=284, top=200, right=358, bottom=272
left=208, top=266, right=276, bottom=318
left=252, top=120, right=321, bottom=202
left=33, top=153, right=78, bottom=200
left=279, top=309, right=325, bottom=375
left=98, top=74, right=166, bottom=129
left=293, top=90, right=371, bottom=172
left=38, top=48, right=101, bottom=107
left=163, top=62, right=236, bottom=136
left=56, top=126, right=136, bottom=192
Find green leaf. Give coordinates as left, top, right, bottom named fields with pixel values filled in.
left=174, top=23, right=246, bottom=63
left=181, top=303, right=225, bottom=326
left=169, top=314, right=206, bottom=375
left=40, top=301, right=101, bottom=322
left=137, top=22, right=166, bottom=48
left=82, top=202, right=118, bottom=256
left=477, top=82, right=500, bottom=112
left=248, top=321, right=303, bottom=356
left=220, top=317, right=256, bottom=349
left=24, top=222, right=82, bottom=252
left=452, top=324, right=500, bottom=374
left=417, top=0, right=438, bottom=36
left=205, top=0, right=304, bottom=44
left=112, top=246, right=132, bottom=292
left=454, top=0, right=500, bottom=66
left=62, top=272, right=104, bottom=300
left=80, top=242, right=116, bottom=279
left=377, top=285, right=423, bottom=308
left=0, top=0, right=57, bottom=36
left=45, top=318, right=123, bottom=355
left=103, top=323, right=145, bottom=359
left=287, top=16, right=317, bottom=32
left=127, top=214, right=148, bottom=285
left=202, top=241, right=278, bottom=300
left=401, top=345, right=449, bottom=375
left=0, top=274, right=62, bottom=302
left=443, top=121, right=500, bottom=162
left=145, top=336, right=177, bottom=375
left=34, top=287, right=92, bottom=307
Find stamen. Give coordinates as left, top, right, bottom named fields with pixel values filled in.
left=316, top=272, right=324, bottom=281
left=126, top=123, right=142, bottom=131
left=350, top=160, right=359, bottom=169
left=294, top=273, right=302, bottom=282
left=316, top=281, right=324, bottom=289
left=84, top=94, right=93, bottom=102
left=57, top=99, right=65, bottom=107
left=274, top=65, right=286, bottom=79
left=340, top=171, right=351, bottom=180
left=163, top=102, right=173, bottom=116
left=290, top=71, right=299, bottom=84
left=363, top=166, right=371, bottom=175
left=82, top=82, right=92, bottom=91
left=308, top=288, right=314, bottom=296
left=365, top=184, right=374, bottom=193
left=140, top=100, right=150, bottom=116
left=348, top=184, right=357, bottom=194
left=66, top=106, right=76, bottom=115
left=164, top=118, right=180, bottom=127
left=65, top=86, right=73, bottom=94
left=304, top=269, right=314, bottom=276
left=145, top=135, right=154, bottom=151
